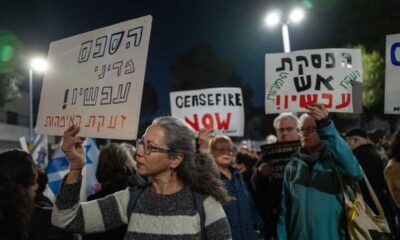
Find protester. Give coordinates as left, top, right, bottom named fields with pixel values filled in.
left=34, top=166, right=53, bottom=207
left=384, top=128, right=400, bottom=239
left=385, top=129, right=400, bottom=208
left=210, top=135, right=262, bottom=240
left=251, top=112, right=300, bottom=239
left=52, top=116, right=232, bottom=239
left=367, top=128, right=389, bottom=166
left=233, top=151, right=257, bottom=196
left=277, top=103, right=363, bottom=239
left=84, top=143, right=137, bottom=240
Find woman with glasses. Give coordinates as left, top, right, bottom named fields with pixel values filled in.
left=51, top=116, right=231, bottom=240
left=209, top=135, right=262, bottom=240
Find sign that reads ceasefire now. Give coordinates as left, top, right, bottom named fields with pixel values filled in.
left=36, top=15, right=152, bottom=140
left=265, top=48, right=363, bottom=114
left=170, top=88, right=245, bottom=136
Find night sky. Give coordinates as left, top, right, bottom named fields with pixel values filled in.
left=1, top=0, right=400, bottom=129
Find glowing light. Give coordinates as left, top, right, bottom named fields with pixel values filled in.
left=289, top=8, right=305, bottom=24
left=265, top=10, right=281, bottom=27
left=30, top=57, right=48, bottom=73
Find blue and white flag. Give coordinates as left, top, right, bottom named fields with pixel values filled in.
left=46, top=138, right=99, bottom=202
left=31, top=135, right=49, bottom=169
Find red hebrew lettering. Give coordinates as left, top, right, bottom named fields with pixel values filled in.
left=59, top=116, right=66, bottom=127
left=67, top=116, right=75, bottom=126
left=107, top=115, right=117, bottom=129
left=321, top=93, right=333, bottom=108
left=120, top=115, right=126, bottom=129
left=291, top=95, right=297, bottom=101
left=97, top=116, right=105, bottom=132
left=76, top=115, right=82, bottom=127
left=185, top=114, right=200, bottom=131
left=55, top=116, right=60, bottom=127
left=284, top=95, right=289, bottom=109
left=202, top=113, right=214, bottom=130
left=45, top=116, right=52, bottom=127
left=335, top=93, right=351, bottom=109
left=85, top=116, right=96, bottom=127
left=276, top=95, right=281, bottom=110
left=299, top=94, right=318, bottom=108
left=215, top=112, right=232, bottom=130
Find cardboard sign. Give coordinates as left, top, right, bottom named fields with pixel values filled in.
left=265, top=48, right=363, bottom=114
left=36, top=15, right=152, bottom=139
left=385, top=34, right=400, bottom=114
left=170, top=88, right=245, bottom=136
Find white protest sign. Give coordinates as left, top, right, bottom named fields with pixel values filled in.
left=265, top=48, right=363, bottom=114
left=36, top=15, right=152, bottom=139
left=170, top=88, right=244, bottom=136
left=385, top=34, right=400, bottom=114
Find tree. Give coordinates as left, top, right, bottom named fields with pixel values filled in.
left=0, top=30, right=23, bottom=107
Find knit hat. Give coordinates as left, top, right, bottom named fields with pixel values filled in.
left=345, top=128, right=368, bottom=139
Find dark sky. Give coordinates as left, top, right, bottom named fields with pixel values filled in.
left=1, top=0, right=399, bottom=117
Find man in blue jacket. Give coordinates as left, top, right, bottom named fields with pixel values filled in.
left=277, top=103, right=363, bottom=240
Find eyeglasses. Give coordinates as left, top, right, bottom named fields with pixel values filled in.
left=212, top=147, right=234, bottom=154
left=300, top=126, right=317, bottom=134
left=136, top=138, right=172, bottom=155
left=276, top=127, right=297, bottom=133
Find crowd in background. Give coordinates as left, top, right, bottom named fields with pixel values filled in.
left=1, top=104, right=400, bottom=239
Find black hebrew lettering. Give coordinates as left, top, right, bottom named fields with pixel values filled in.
left=124, top=59, right=135, bottom=74
left=97, top=65, right=106, bottom=79
left=296, top=56, right=308, bottom=75
left=83, top=87, right=99, bottom=106
left=325, top=53, right=336, bottom=68
left=78, top=40, right=93, bottom=63
left=311, top=54, right=322, bottom=68
left=393, top=106, right=400, bottom=112
left=276, top=58, right=293, bottom=72
left=72, top=88, right=78, bottom=105
left=112, top=82, right=131, bottom=104
left=109, top=31, right=124, bottom=55
left=112, top=61, right=123, bottom=76
left=126, top=26, right=143, bottom=48
left=341, top=53, right=352, bottom=68
left=93, top=36, right=107, bottom=58
left=100, top=86, right=113, bottom=105
left=315, top=74, right=334, bottom=91
left=294, top=75, right=312, bottom=92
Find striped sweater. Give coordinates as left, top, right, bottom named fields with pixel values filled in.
left=52, top=178, right=232, bottom=240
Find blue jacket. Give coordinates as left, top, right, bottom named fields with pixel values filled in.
left=221, top=165, right=262, bottom=240
left=277, top=121, right=363, bottom=240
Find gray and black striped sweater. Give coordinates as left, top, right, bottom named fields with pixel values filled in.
left=52, top=178, right=232, bottom=240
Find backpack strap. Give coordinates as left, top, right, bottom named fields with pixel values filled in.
left=192, top=191, right=206, bottom=239
left=127, top=187, right=145, bottom=222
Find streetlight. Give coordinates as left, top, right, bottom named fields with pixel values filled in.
left=28, top=57, right=48, bottom=147
left=265, top=7, right=305, bottom=53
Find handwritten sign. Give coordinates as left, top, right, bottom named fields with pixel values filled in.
left=265, top=49, right=363, bottom=114
left=170, top=88, right=244, bottom=136
left=385, top=34, right=400, bottom=114
left=36, top=15, right=152, bottom=139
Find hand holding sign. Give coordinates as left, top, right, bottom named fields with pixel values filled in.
left=61, top=125, right=86, bottom=170
left=305, top=103, right=329, bottom=121
left=198, top=128, right=213, bottom=153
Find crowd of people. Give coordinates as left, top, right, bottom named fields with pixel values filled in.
left=1, top=103, right=400, bottom=239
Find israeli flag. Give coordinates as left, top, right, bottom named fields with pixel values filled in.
left=31, top=135, right=49, bottom=169
left=46, top=138, right=99, bottom=202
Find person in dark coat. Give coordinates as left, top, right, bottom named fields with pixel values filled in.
left=345, top=128, right=397, bottom=235
left=83, top=143, right=136, bottom=240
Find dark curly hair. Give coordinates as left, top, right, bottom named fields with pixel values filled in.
left=0, top=149, right=36, bottom=240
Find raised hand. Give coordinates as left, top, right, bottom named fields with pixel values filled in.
left=61, top=125, right=86, bottom=170
left=305, top=103, right=329, bottom=121
left=198, top=128, right=214, bottom=153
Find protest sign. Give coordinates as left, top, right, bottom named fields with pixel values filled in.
left=36, top=15, right=152, bottom=139
left=259, top=140, right=300, bottom=203
left=265, top=49, right=362, bottom=114
left=170, top=87, right=244, bottom=136
left=385, top=34, right=400, bottom=114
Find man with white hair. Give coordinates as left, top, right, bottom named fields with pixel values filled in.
left=252, top=112, right=300, bottom=239
left=278, top=103, right=362, bottom=239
